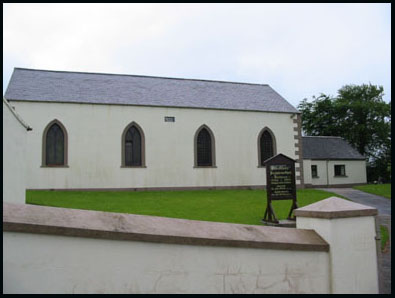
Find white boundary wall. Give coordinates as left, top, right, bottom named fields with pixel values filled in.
left=3, top=198, right=379, bottom=294
left=3, top=232, right=329, bottom=294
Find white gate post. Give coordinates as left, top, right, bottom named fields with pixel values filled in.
left=295, top=196, right=379, bottom=294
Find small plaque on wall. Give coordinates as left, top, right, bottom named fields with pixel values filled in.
left=164, top=116, right=175, bottom=122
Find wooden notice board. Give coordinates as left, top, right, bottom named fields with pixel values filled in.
left=262, top=153, right=298, bottom=224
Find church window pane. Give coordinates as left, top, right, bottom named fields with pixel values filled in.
left=197, top=128, right=212, bottom=166
left=46, top=123, right=64, bottom=165
left=260, top=130, right=274, bottom=164
left=125, top=126, right=142, bottom=166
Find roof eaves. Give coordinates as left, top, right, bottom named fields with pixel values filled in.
left=6, top=98, right=300, bottom=114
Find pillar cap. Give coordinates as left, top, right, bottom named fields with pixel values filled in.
left=295, top=196, right=378, bottom=219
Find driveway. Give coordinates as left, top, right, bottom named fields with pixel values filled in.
left=318, top=188, right=391, bottom=215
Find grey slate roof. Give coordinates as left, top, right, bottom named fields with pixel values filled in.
left=302, top=136, right=365, bottom=160
left=4, top=68, right=299, bottom=113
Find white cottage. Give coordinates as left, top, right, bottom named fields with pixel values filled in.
left=4, top=68, right=306, bottom=191
left=302, top=136, right=367, bottom=187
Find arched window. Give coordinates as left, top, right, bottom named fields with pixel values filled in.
left=194, top=125, right=216, bottom=167
left=258, top=127, right=276, bottom=166
left=122, top=122, right=145, bottom=167
left=42, top=120, right=68, bottom=167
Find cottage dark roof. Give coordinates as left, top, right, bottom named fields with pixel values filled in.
left=4, top=68, right=299, bottom=113
left=302, top=136, right=365, bottom=160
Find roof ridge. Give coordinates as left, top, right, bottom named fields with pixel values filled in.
left=13, top=67, right=270, bottom=87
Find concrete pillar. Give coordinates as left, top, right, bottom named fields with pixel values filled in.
left=295, top=196, right=379, bottom=294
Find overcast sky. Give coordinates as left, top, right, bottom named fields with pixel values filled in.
left=3, top=3, right=391, bottom=107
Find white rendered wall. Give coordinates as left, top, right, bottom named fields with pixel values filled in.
left=297, top=216, right=378, bottom=294
left=3, top=231, right=330, bottom=294
left=3, top=101, right=28, bottom=203
left=327, top=160, right=367, bottom=185
left=10, top=101, right=298, bottom=189
left=305, top=160, right=367, bottom=186
left=310, top=160, right=329, bottom=186
left=303, top=159, right=312, bottom=185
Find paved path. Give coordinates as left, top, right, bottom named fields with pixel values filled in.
left=317, top=188, right=391, bottom=294
left=318, top=188, right=391, bottom=215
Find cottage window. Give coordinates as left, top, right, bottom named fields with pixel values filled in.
left=42, top=120, right=68, bottom=167
left=122, top=122, right=146, bottom=167
left=311, top=165, right=318, bottom=178
left=334, top=165, right=346, bottom=177
left=194, top=125, right=216, bottom=167
left=258, top=128, right=276, bottom=166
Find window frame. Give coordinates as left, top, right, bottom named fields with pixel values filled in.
left=121, top=121, right=146, bottom=168
left=194, top=124, right=216, bottom=168
left=41, top=119, right=68, bottom=168
left=257, top=127, right=277, bottom=167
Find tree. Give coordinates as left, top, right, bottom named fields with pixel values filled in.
left=298, top=83, right=391, bottom=182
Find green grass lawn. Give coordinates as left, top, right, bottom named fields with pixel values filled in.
left=380, top=225, right=390, bottom=252
left=26, top=189, right=343, bottom=226
left=353, top=184, right=391, bottom=199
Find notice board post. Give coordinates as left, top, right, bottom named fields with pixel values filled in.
left=262, top=153, right=298, bottom=224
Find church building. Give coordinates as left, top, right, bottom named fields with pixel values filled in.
left=3, top=68, right=366, bottom=192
